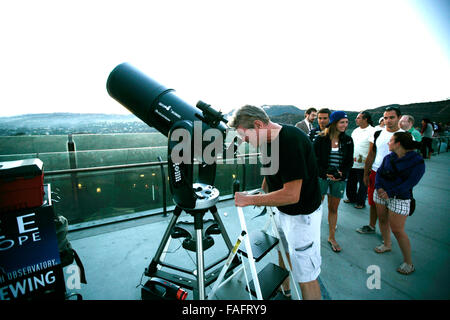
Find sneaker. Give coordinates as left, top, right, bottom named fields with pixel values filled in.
left=356, top=225, right=375, bottom=234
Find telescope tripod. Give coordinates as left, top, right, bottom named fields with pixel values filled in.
left=144, top=204, right=240, bottom=300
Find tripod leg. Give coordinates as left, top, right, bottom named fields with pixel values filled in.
left=146, top=206, right=182, bottom=275
left=210, top=205, right=233, bottom=250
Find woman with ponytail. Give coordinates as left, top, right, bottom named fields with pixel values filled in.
left=373, top=132, right=425, bottom=275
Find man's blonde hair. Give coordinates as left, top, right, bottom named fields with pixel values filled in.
left=228, top=105, right=270, bottom=129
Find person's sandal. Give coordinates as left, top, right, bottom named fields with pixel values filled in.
left=374, top=244, right=391, bottom=253
left=328, top=240, right=342, bottom=253
left=397, top=262, right=415, bottom=275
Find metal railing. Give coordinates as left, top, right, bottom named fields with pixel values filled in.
left=44, top=153, right=263, bottom=231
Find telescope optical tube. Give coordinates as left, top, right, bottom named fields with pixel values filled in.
left=106, top=62, right=227, bottom=136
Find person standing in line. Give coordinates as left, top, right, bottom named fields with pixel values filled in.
left=399, top=115, right=422, bottom=142
left=344, top=111, right=375, bottom=209
left=231, top=105, right=323, bottom=300
left=309, top=108, right=331, bottom=142
left=373, top=132, right=425, bottom=275
left=295, top=107, right=317, bottom=135
left=314, top=111, right=354, bottom=253
left=356, top=106, right=404, bottom=235
left=374, top=116, right=385, bottom=130
left=420, top=118, right=434, bottom=159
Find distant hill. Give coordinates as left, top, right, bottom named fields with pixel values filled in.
left=0, top=99, right=448, bottom=136
left=0, top=113, right=139, bottom=126
left=262, top=105, right=304, bottom=117
left=0, top=113, right=156, bottom=136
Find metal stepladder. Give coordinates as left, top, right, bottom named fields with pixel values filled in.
left=207, top=190, right=301, bottom=300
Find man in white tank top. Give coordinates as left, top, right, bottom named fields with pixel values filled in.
left=356, top=106, right=404, bottom=234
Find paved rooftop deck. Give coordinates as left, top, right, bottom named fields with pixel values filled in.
left=66, top=152, right=450, bottom=300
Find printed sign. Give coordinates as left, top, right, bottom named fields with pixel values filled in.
left=0, top=199, right=64, bottom=300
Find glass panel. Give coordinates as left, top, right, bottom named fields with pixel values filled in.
left=45, top=165, right=173, bottom=225
left=44, top=160, right=263, bottom=225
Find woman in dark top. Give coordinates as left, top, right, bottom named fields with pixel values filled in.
left=314, top=111, right=354, bottom=253
left=420, top=118, right=434, bottom=159
left=373, top=132, right=425, bottom=275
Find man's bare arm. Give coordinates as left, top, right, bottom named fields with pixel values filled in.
left=363, top=142, right=375, bottom=186
left=235, top=179, right=302, bottom=207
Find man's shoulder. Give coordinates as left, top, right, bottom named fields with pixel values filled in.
left=351, top=127, right=361, bottom=135
left=352, top=126, right=373, bottom=135
left=281, top=124, right=306, bottom=139
left=410, top=128, right=422, bottom=141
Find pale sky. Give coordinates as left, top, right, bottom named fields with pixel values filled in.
left=0, top=0, right=449, bottom=117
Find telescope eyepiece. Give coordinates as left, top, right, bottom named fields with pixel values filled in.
left=196, top=100, right=228, bottom=127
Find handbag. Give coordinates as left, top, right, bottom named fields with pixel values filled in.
left=409, top=194, right=416, bottom=216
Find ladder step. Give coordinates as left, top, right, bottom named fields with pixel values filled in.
left=246, top=263, right=289, bottom=300
left=238, top=231, right=279, bottom=262
left=148, top=256, right=241, bottom=290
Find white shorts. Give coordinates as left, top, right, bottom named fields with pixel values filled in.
left=274, top=205, right=322, bottom=283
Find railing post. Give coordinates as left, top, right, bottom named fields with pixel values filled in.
left=68, top=133, right=79, bottom=213
left=157, top=156, right=167, bottom=217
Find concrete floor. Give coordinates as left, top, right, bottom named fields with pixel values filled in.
left=65, top=152, right=450, bottom=300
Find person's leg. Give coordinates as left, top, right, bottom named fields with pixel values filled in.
left=299, top=207, right=322, bottom=300
left=375, top=202, right=391, bottom=250
left=357, top=170, right=377, bottom=233
left=421, top=139, right=428, bottom=158
left=327, top=195, right=341, bottom=251
left=285, top=207, right=322, bottom=300
left=355, top=168, right=367, bottom=207
left=278, top=251, right=292, bottom=293
left=275, top=210, right=292, bottom=294
left=368, top=171, right=378, bottom=228
left=345, top=168, right=357, bottom=203
left=388, top=207, right=412, bottom=265
left=427, top=138, right=433, bottom=158
left=423, top=137, right=432, bottom=158
left=299, top=279, right=321, bottom=300
left=369, top=204, right=378, bottom=228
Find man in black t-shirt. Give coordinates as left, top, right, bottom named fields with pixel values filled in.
left=230, top=105, right=322, bottom=300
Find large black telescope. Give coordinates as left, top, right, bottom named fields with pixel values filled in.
left=106, top=62, right=228, bottom=136
left=106, top=63, right=240, bottom=300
